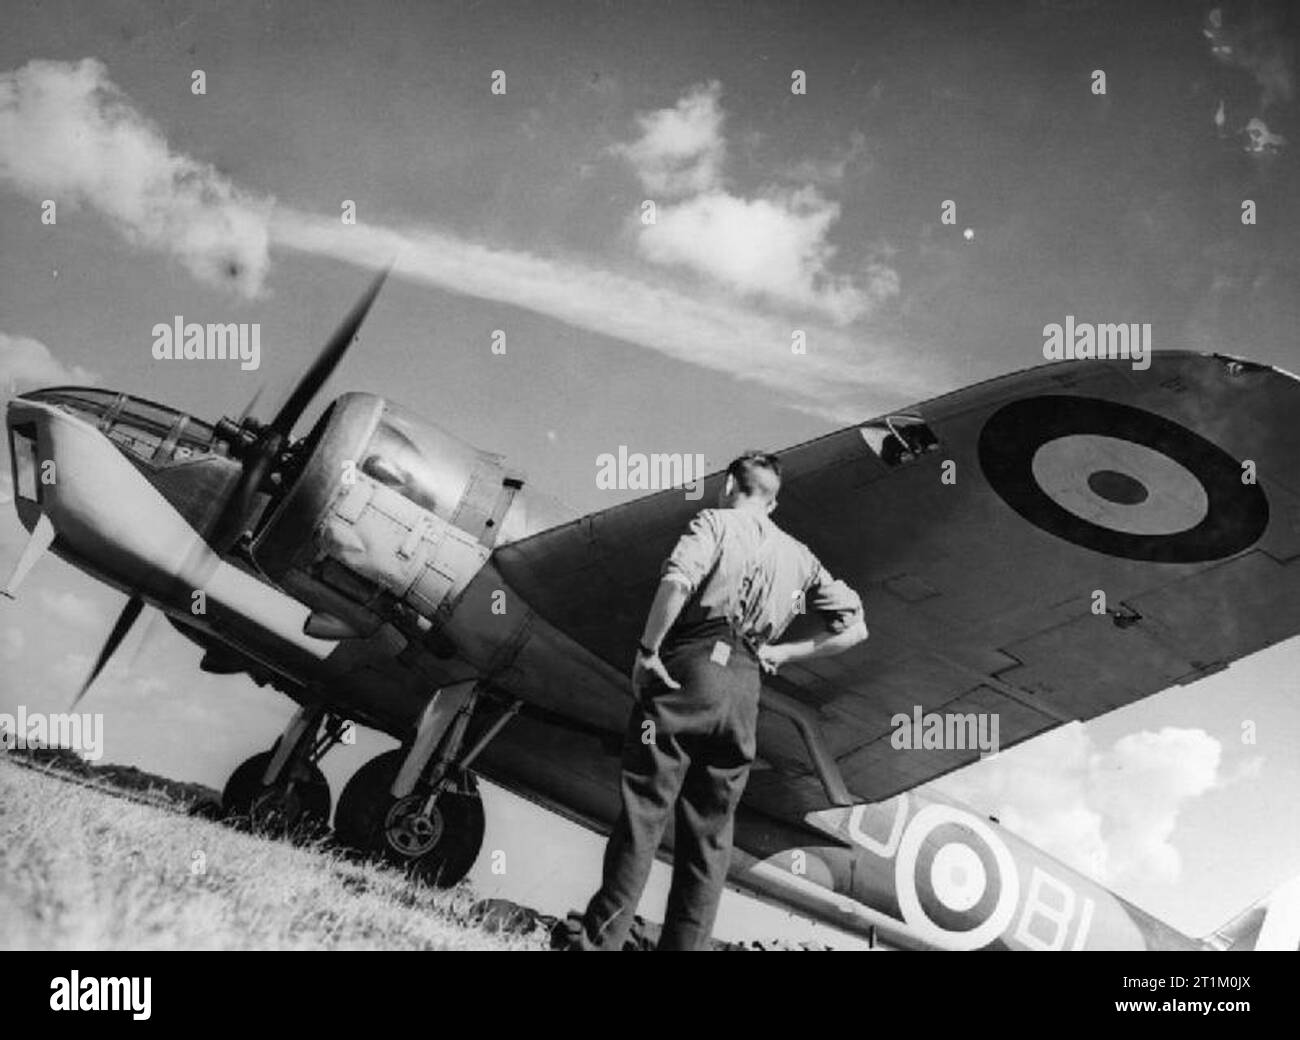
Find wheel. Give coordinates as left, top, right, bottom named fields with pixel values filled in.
left=334, top=749, right=485, bottom=887
left=221, top=748, right=331, bottom=840
left=188, top=795, right=224, bottom=820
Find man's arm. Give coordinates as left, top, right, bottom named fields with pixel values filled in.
left=638, top=577, right=691, bottom=655
left=631, top=577, right=691, bottom=692
left=757, top=616, right=867, bottom=674
left=630, top=510, right=721, bottom=694
left=759, top=562, right=867, bottom=674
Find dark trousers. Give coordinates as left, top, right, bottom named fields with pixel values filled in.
left=581, top=630, right=760, bottom=951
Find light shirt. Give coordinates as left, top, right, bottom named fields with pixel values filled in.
left=661, top=507, right=863, bottom=648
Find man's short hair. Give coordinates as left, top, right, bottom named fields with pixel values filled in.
left=727, top=450, right=781, bottom=501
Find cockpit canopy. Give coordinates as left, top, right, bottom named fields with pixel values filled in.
left=18, top=386, right=221, bottom=465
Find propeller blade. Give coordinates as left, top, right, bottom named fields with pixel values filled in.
left=206, top=448, right=276, bottom=553
left=123, top=602, right=163, bottom=672
left=236, top=384, right=265, bottom=425
left=268, top=265, right=391, bottom=438
left=72, top=595, right=145, bottom=707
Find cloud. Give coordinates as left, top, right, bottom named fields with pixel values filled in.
left=0, top=331, right=96, bottom=398
left=613, top=85, right=891, bottom=325
left=637, top=187, right=885, bottom=324
left=942, top=723, right=1229, bottom=887
left=609, top=81, right=726, bottom=197
left=0, top=58, right=272, bottom=297
left=39, top=589, right=104, bottom=631
left=0, top=61, right=927, bottom=418
left=1088, top=728, right=1221, bottom=885
left=949, top=724, right=1109, bottom=879
left=271, top=208, right=932, bottom=418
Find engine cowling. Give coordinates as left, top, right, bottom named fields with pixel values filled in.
left=251, top=393, right=524, bottom=646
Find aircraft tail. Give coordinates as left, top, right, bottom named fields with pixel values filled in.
left=1203, top=874, right=1300, bottom=951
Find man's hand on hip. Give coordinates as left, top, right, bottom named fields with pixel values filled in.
left=632, top=650, right=681, bottom=697
left=757, top=618, right=868, bottom=676
left=756, top=642, right=789, bottom=675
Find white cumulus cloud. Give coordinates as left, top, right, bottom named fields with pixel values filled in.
left=613, top=83, right=891, bottom=325
left=639, top=187, right=883, bottom=325
left=609, top=80, right=726, bottom=197
left=942, top=723, right=1232, bottom=887
left=0, top=331, right=95, bottom=398
left=1089, top=728, right=1221, bottom=885
left=0, top=58, right=273, bottom=297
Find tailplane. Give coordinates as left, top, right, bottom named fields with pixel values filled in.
left=1204, top=874, right=1300, bottom=951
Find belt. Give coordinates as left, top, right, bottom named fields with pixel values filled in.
left=664, top=620, right=761, bottom=663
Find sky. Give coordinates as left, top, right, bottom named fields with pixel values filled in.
left=0, top=0, right=1298, bottom=945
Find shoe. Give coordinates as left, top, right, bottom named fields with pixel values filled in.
left=549, top=911, right=591, bottom=951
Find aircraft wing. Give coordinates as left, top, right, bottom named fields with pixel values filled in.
left=494, top=352, right=1300, bottom=818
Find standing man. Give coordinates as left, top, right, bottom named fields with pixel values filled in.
left=561, top=450, right=867, bottom=951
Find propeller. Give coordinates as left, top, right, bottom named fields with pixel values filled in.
left=268, top=265, right=391, bottom=439
left=70, top=266, right=392, bottom=704
left=237, top=384, right=265, bottom=425
left=71, top=595, right=144, bottom=708
left=207, top=265, right=392, bottom=553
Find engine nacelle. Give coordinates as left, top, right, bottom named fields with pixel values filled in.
left=251, top=393, right=524, bottom=645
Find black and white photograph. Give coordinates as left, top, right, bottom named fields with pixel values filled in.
left=0, top=0, right=1296, bottom=1012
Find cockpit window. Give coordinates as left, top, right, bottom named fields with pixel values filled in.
left=21, top=387, right=119, bottom=424
left=118, top=398, right=182, bottom=434
left=8, top=424, right=39, bottom=502
left=171, top=415, right=217, bottom=455
left=20, top=386, right=215, bottom=463
left=105, top=399, right=172, bottom=458
left=859, top=415, right=939, bottom=467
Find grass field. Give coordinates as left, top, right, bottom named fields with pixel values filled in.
left=0, top=756, right=548, bottom=951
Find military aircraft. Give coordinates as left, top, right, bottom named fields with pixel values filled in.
left=6, top=271, right=1300, bottom=950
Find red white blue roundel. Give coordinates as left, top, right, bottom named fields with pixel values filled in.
left=978, top=396, right=1268, bottom=562
left=895, top=804, right=1020, bottom=949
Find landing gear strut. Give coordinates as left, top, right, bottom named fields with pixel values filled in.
left=334, top=683, right=519, bottom=887
left=222, top=706, right=349, bottom=839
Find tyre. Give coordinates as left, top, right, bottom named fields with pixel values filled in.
left=335, top=749, right=485, bottom=887
left=221, top=748, right=331, bottom=840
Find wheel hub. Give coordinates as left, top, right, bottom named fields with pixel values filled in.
left=250, top=785, right=301, bottom=832
left=384, top=796, right=444, bottom=858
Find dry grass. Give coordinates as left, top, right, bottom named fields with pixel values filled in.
left=0, top=757, right=548, bottom=951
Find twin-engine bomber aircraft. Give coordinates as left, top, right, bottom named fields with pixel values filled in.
left=6, top=272, right=1300, bottom=950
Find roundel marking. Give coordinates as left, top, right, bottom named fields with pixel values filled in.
left=895, top=804, right=1020, bottom=950
left=930, top=842, right=987, bottom=913
left=1031, top=435, right=1208, bottom=535
left=978, top=395, right=1268, bottom=562
left=1086, top=469, right=1148, bottom=506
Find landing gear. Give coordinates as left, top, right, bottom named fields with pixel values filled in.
left=333, top=683, right=520, bottom=888
left=219, top=685, right=520, bottom=882
left=221, top=706, right=349, bottom=840
left=335, top=750, right=485, bottom=886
